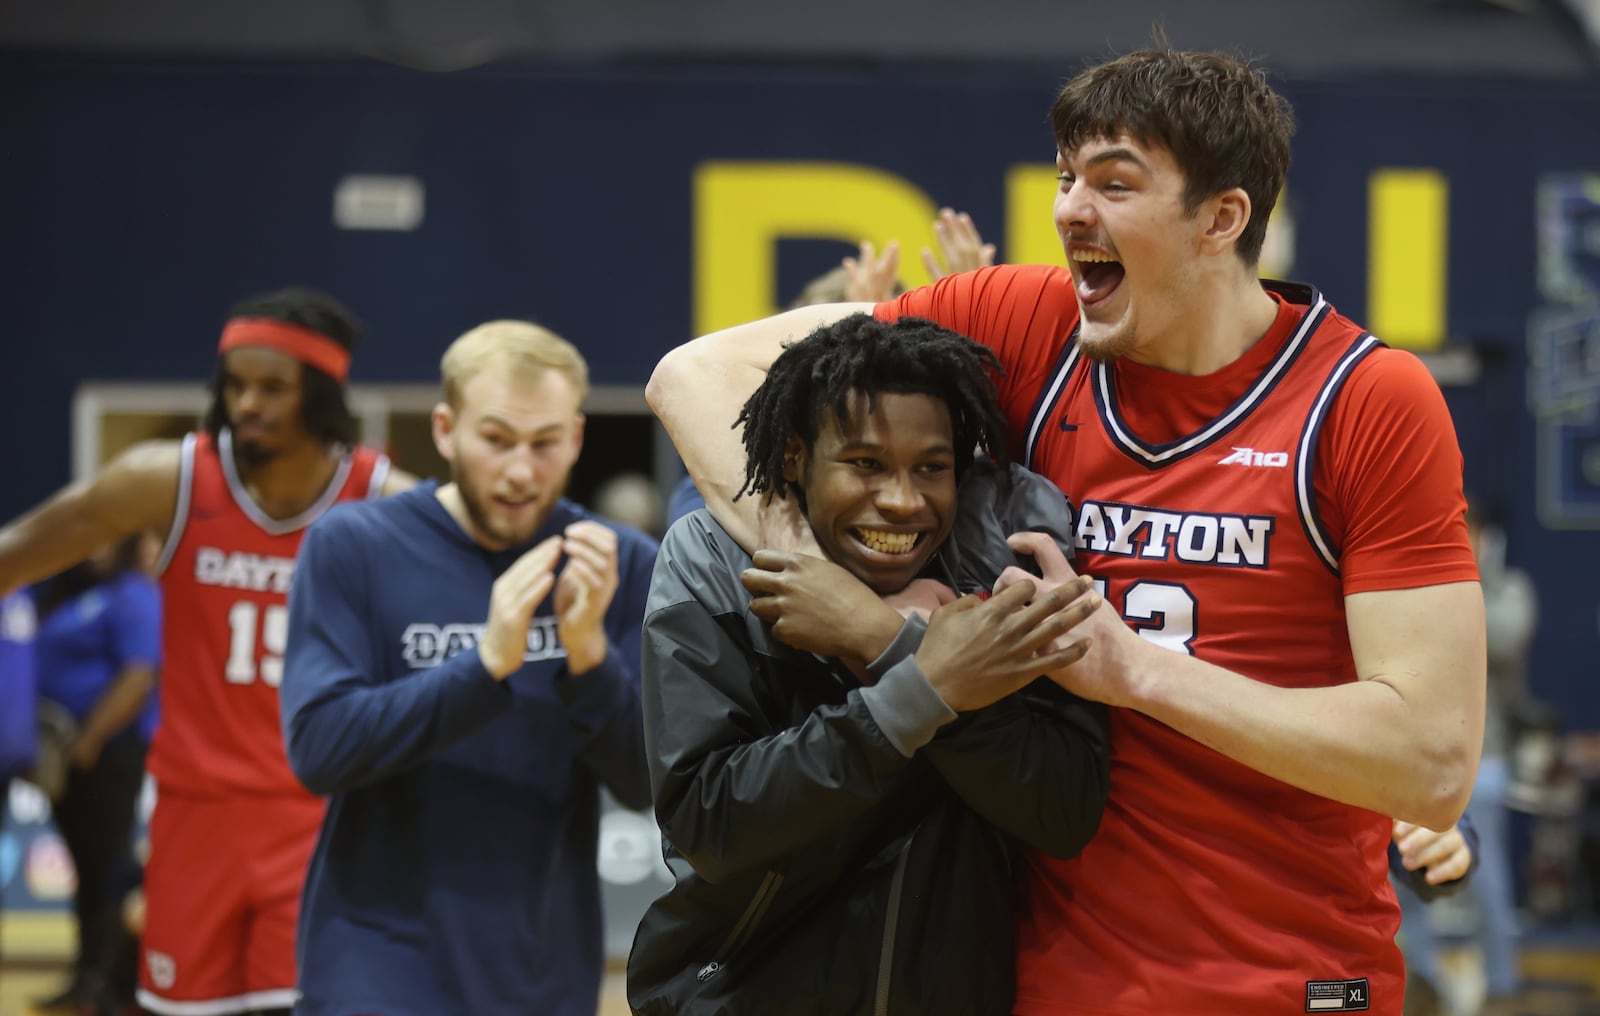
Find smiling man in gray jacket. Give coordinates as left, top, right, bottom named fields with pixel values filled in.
left=627, top=314, right=1110, bottom=1016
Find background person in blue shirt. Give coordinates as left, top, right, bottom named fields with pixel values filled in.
left=281, top=320, right=657, bottom=1016
left=31, top=532, right=160, bottom=1016
left=0, top=588, right=38, bottom=788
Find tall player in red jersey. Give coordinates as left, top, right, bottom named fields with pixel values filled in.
left=645, top=47, right=1486, bottom=1016
left=0, top=288, right=414, bottom=1016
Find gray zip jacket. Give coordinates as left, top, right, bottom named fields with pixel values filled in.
left=626, top=461, right=1110, bottom=1016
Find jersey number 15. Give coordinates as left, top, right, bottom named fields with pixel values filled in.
left=225, top=600, right=286, bottom=687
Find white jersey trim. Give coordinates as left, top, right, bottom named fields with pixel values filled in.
left=152, top=433, right=197, bottom=577
left=1296, top=332, right=1385, bottom=573
left=366, top=452, right=392, bottom=499
left=1024, top=343, right=1082, bottom=471
left=1097, top=291, right=1330, bottom=466
left=218, top=427, right=354, bottom=536
left=137, top=987, right=298, bottom=1015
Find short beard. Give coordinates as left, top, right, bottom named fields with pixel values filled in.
left=232, top=437, right=275, bottom=468
left=1076, top=327, right=1137, bottom=365
left=454, top=469, right=561, bottom=551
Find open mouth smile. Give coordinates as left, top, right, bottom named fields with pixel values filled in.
left=850, top=527, right=923, bottom=556
left=1071, top=249, right=1125, bottom=307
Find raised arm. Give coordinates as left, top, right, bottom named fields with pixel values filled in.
left=0, top=441, right=180, bottom=596
left=646, top=304, right=866, bottom=551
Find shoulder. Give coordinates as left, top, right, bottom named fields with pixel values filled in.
left=85, top=439, right=186, bottom=530
left=100, top=438, right=185, bottom=493
left=309, top=491, right=414, bottom=548
left=944, top=460, right=1074, bottom=589
left=649, top=510, right=751, bottom=616
left=956, top=460, right=1070, bottom=525
left=1324, top=344, right=1455, bottom=444
left=1341, top=344, right=1444, bottom=401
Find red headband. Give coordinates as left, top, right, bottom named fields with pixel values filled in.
left=218, top=318, right=352, bottom=383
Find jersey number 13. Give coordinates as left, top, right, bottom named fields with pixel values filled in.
left=1091, top=578, right=1197, bottom=655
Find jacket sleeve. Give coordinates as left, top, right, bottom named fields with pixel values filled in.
left=281, top=510, right=514, bottom=796
left=643, top=530, right=923, bottom=885
left=923, top=682, right=1109, bottom=858
left=555, top=528, right=656, bottom=810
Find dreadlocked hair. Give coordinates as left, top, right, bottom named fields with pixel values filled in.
left=734, top=313, right=1010, bottom=504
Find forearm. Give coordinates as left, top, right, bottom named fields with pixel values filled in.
left=77, top=665, right=156, bottom=750
left=558, top=645, right=651, bottom=809
left=0, top=445, right=175, bottom=596
left=1104, top=635, right=1480, bottom=829
left=0, top=504, right=128, bottom=596
left=284, top=651, right=512, bottom=796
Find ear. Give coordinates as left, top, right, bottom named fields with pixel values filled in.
left=781, top=436, right=807, bottom=486
left=571, top=413, right=586, bottom=456
left=431, top=402, right=457, bottom=464
left=1198, top=187, right=1252, bottom=257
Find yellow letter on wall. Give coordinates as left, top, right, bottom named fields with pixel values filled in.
left=1004, top=164, right=1065, bottom=269
left=694, top=162, right=939, bottom=336
left=1368, top=168, right=1448, bottom=349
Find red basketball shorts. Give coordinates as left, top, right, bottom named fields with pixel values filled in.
left=136, top=791, right=325, bottom=1015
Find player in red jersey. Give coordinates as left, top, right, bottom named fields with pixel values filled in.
left=0, top=288, right=414, bottom=1016
left=645, top=47, right=1485, bottom=1016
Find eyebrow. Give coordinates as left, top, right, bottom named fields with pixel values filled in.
left=1075, top=147, right=1149, bottom=172
left=478, top=416, right=567, bottom=438
left=837, top=439, right=956, bottom=456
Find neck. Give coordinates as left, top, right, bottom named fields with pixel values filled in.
left=233, top=434, right=342, bottom=520
left=1127, top=271, right=1280, bottom=376
left=434, top=483, right=482, bottom=545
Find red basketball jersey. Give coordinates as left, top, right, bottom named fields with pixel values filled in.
left=152, top=429, right=389, bottom=798
left=882, top=266, right=1478, bottom=1016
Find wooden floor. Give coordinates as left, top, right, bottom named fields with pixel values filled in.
left=2, top=930, right=1595, bottom=1016
left=0, top=964, right=633, bottom=1016
left=0, top=911, right=633, bottom=1016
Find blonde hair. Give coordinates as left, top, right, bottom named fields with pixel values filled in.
left=440, top=320, right=590, bottom=409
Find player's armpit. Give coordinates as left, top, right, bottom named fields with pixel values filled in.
left=0, top=438, right=181, bottom=594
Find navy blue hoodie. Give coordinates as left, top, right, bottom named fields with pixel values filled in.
left=281, top=482, right=656, bottom=1016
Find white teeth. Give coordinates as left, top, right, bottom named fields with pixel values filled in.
left=854, top=529, right=917, bottom=554
left=1071, top=250, right=1118, bottom=263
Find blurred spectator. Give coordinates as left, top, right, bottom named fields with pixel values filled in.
left=1395, top=499, right=1534, bottom=1016
left=0, top=587, right=38, bottom=986
left=31, top=533, right=161, bottom=1016
left=594, top=471, right=666, bottom=540
left=0, top=589, right=39, bottom=781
